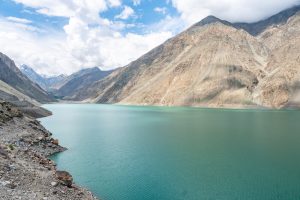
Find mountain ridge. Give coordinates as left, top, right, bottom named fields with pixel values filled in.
left=193, top=5, right=300, bottom=36
left=73, top=5, right=300, bottom=109
left=54, top=67, right=114, bottom=99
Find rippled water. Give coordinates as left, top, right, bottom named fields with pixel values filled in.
left=40, top=104, right=300, bottom=200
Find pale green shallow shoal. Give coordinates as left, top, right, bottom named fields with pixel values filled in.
left=41, top=104, right=300, bottom=200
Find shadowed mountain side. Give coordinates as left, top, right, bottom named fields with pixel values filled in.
left=53, top=67, right=114, bottom=100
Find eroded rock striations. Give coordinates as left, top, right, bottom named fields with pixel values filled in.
left=73, top=6, right=300, bottom=109
left=0, top=102, right=98, bottom=200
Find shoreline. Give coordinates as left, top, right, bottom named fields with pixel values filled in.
left=44, top=101, right=300, bottom=112
left=0, top=102, right=99, bottom=200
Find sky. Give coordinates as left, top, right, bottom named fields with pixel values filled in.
left=0, top=0, right=299, bottom=76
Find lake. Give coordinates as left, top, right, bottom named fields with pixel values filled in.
left=40, top=104, right=300, bottom=200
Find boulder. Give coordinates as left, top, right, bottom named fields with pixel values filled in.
left=56, top=171, right=73, bottom=187
left=52, top=139, right=59, bottom=145
left=51, top=181, right=58, bottom=187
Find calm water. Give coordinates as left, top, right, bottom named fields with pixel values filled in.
left=40, top=104, right=300, bottom=200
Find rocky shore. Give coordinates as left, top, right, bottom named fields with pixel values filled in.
left=0, top=101, right=98, bottom=200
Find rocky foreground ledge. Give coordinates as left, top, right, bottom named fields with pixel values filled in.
left=0, top=102, right=98, bottom=200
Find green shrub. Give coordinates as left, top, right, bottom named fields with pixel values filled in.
left=8, top=144, right=14, bottom=151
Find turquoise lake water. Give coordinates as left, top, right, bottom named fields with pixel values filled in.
left=40, top=104, right=300, bottom=200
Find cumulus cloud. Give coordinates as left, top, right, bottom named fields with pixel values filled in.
left=171, top=0, right=300, bottom=26
left=0, top=0, right=172, bottom=75
left=0, top=18, right=77, bottom=75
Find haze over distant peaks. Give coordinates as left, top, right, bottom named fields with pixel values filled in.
left=20, top=64, right=114, bottom=100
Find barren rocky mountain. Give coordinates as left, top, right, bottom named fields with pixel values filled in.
left=71, top=5, right=300, bottom=109
left=0, top=53, right=55, bottom=103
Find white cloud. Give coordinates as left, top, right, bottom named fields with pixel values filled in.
left=63, top=15, right=171, bottom=71
left=0, top=18, right=77, bottom=75
left=108, top=0, right=122, bottom=7
left=171, top=0, right=300, bottom=26
left=115, top=6, right=135, bottom=20
left=154, top=7, right=168, bottom=15
left=148, top=15, right=185, bottom=34
left=1, top=0, right=171, bottom=75
left=6, top=16, right=32, bottom=24
left=13, top=0, right=76, bottom=17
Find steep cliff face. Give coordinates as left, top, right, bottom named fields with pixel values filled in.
left=0, top=53, right=55, bottom=103
left=74, top=6, right=300, bottom=109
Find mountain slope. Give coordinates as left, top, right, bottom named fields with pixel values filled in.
left=0, top=52, right=55, bottom=103
left=0, top=80, right=51, bottom=117
left=54, top=67, right=114, bottom=100
left=75, top=5, right=300, bottom=109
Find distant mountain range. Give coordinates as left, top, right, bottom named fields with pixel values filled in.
left=1, top=5, right=300, bottom=109
left=20, top=65, right=66, bottom=91
left=20, top=65, right=114, bottom=100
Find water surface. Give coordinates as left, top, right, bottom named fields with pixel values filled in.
left=41, top=104, right=300, bottom=200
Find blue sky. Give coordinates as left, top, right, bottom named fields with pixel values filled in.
left=0, top=0, right=179, bottom=34
left=0, top=0, right=299, bottom=75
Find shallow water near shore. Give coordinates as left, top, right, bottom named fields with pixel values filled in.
left=41, top=104, right=300, bottom=200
